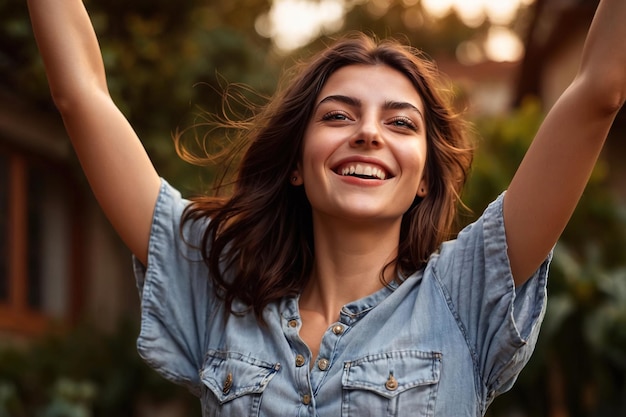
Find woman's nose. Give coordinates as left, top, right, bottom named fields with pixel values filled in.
left=349, top=116, right=383, bottom=148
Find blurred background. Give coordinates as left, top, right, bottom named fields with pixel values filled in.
left=1, top=0, right=625, bottom=415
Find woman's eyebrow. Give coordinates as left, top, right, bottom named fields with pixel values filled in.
left=316, top=95, right=424, bottom=122
left=316, top=94, right=360, bottom=109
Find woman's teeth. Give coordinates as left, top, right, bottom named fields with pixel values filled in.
left=340, top=163, right=387, bottom=180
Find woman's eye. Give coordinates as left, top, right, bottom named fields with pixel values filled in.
left=322, top=111, right=350, bottom=121
left=389, top=116, right=417, bottom=131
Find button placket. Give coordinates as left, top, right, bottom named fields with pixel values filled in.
left=282, top=305, right=316, bottom=411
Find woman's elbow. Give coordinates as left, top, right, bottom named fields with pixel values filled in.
left=577, top=69, right=626, bottom=116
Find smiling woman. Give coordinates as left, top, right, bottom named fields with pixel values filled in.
left=181, top=38, right=472, bottom=323
left=26, top=0, right=626, bottom=415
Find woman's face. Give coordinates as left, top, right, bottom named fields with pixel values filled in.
left=298, top=64, right=428, bottom=227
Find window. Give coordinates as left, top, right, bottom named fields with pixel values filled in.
left=0, top=148, right=77, bottom=334
left=0, top=153, right=8, bottom=302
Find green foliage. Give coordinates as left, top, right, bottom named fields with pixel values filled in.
left=463, top=97, right=544, bottom=217
left=0, top=320, right=200, bottom=417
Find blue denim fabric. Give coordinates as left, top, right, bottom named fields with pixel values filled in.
left=134, top=179, right=550, bottom=417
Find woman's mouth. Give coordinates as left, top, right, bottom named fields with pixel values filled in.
left=335, top=162, right=391, bottom=180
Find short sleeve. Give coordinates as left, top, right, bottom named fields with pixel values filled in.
left=133, top=179, right=215, bottom=397
left=431, top=192, right=550, bottom=406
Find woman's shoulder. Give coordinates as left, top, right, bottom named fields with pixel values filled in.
left=430, top=192, right=507, bottom=264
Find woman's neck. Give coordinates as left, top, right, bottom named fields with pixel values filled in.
left=299, top=213, right=402, bottom=324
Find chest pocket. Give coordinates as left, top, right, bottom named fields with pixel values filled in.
left=342, top=350, right=441, bottom=417
left=200, top=350, right=280, bottom=417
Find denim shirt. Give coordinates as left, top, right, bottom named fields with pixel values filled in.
left=134, top=179, right=550, bottom=417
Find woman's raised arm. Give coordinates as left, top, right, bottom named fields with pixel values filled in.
left=27, top=0, right=161, bottom=265
left=504, top=0, right=626, bottom=286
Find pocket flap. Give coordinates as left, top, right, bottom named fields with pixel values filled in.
left=342, top=350, right=441, bottom=398
left=201, top=350, right=281, bottom=404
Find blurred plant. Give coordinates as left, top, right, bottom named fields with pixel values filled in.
left=0, top=320, right=200, bottom=417
left=0, top=380, right=23, bottom=417
left=38, top=378, right=96, bottom=417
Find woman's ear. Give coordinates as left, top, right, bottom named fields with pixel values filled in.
left=417, top=177, right=428, bottom=197
left=290, top=169, right=303, bottom=186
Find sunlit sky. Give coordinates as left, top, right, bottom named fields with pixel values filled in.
left=255, top=0, right=536, bottom=62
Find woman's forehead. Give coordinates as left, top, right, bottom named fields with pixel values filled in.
left=316, top=64, right=425, bottom=112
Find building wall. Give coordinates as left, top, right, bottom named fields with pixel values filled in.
left=0, top=89, right=138, bottom=341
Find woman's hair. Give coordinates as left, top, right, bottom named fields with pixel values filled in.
left=177, top=33, right=473, bottom=319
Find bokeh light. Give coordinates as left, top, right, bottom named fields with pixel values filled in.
left=259, top=0, right=534, bottom=59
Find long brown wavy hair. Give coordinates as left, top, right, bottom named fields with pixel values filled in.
left=177, top=33, right=473, bottom=319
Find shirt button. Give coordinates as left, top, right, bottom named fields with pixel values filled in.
left=302, top=394, right=311, bottom=405
left=295, top=354, right=306, bottom=367
left=288, top=319, right=298, bottom=328
left=385, top=374, right=398, bottom=391
left=332, top=324, right=344, bottom=335
left=318, top=358, right=330, bottom=371
left=223, top=372, right=233, bottom=394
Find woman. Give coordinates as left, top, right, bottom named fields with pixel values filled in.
left=27, top=0, right=625, bottom=415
